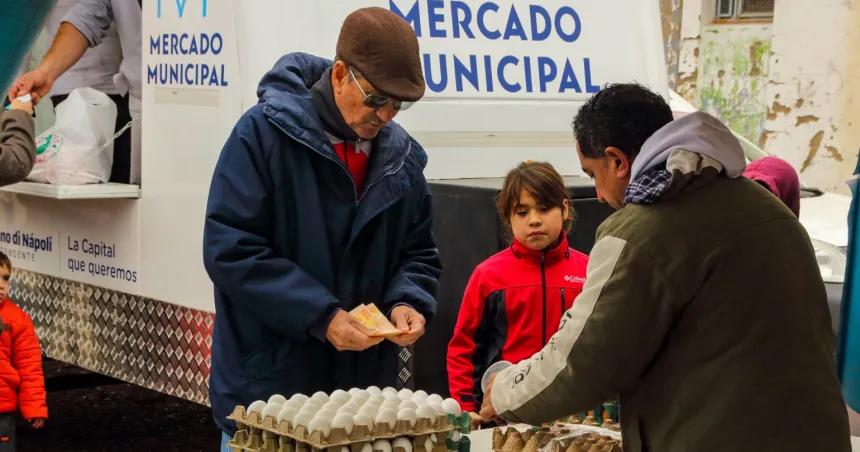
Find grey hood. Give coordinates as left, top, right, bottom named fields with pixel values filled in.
left=631, top=112, right=746, bottom=180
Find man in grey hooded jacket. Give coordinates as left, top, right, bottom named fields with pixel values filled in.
left=481, top=84, right=850, bottom=451
left=0, top=98, right=35, bottom=186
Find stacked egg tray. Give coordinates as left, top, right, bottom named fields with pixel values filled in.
left=491, top=426, right=622, bottom=452
left=226, top=387, right=472, bottom=452
left=557, top=402, right=620, bottom=431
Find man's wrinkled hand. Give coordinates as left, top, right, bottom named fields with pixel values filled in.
left=325, top=309, right=384, bottom=351
left=9, top=69, right=54, bottom=105
left=387, top=305, right=426, bottom=346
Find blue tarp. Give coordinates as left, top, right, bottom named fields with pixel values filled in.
left=0, top=1, right=56, bottom=94
left=838, top=157, right=860, bottom=411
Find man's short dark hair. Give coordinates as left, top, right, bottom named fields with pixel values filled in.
left=573, top=83, right=674, bottom=160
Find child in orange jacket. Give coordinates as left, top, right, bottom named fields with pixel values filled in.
left=0, top=251, right=47, bottom=450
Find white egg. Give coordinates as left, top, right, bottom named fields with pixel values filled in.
left=360, top=443, right=373, bottom=452
left=398, top=400, right=418, bottom=411
left=397, top=388, right=414, bottom=400
left=284, top=398, right=304, bottom=411
left=322, top=401, right=341, bottom=413
left=317, top=408, right=337, bottom=420
left=267, top=394, right=288, bottom=405
left=310, top=391, right=330, bottom=404
left=346, top=400, right=363, bottom=410
left=289, top=393, right=309, bottom=404
left=262, top=402, right=283, bottom=419
left=370, top=394, right=386, bottom=403
left=428, top=402, right=443, bottom=416
left=308, top=416, right=332, bottom=436
left=426, top=394, right=444, bottom=405
left=348, top=387, right=363, bottom=396
left=338, top=403, right=358, bottom=415
left=382, top=387, right=397, bottom=396
left=367, top=386, right=382, bottom=395
left=415, top=405, right=436, bottom=420
left=363, top=397, right=382, bottom=408
left=353, top=412, right=374, bottom=428
left=396, top=408, right=417, bottom=427
left=381, top=400, right=400, bottom=412
left=301, top=400, right=322, bottom=414
left=293, top=410, right=314, bottom=428
left=424, top=436, right=434, bottom=452
left=330, top=389, right=350, bottom=404
left=358, top=405, right=378, bottom=419
left=412, top=390, right=428, bottom=400
left=277, top=405, right=298, bottom=424
left=392, top=437, right=413, bottom=452
left=332, top=413, right=355, bottom=434
left=375, top=408, right=398, bottom=428
left=441, top=398, right=462, bottom=416
left=352, top=392, right=370, bottom=405
left=372, top=439, right=393, bottom=452
left=247, top=400, right=267, bottom=415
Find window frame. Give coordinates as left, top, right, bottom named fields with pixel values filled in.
left=715, top=0, right=774, bottom=20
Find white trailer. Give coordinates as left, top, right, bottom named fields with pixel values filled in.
left=1, top=0, right=841, bottom=404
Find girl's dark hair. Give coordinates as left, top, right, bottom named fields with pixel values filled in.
left=496, top=161, right=572, bottom=235
left=0, top=251, right=9, bottom=271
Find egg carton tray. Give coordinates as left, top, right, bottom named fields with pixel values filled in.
left=492, top=425, right=622, bottom=452
left=227, top=405, right=458, bottom=452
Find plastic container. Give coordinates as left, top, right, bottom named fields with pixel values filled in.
left=480, top=360, right=512, bottom=393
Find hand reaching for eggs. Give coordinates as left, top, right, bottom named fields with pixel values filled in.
left=325, top=309, right=385, bottom=351
left=387, top=305, right=426, bottom=346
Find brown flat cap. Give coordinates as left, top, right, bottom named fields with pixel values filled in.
left=336, top=7, right=425, bottom=102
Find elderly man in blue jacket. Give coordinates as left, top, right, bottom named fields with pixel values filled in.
left=203, top=7, right=442, bottom=444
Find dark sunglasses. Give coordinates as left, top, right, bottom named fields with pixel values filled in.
left=349, top=68, right=415, bottom=112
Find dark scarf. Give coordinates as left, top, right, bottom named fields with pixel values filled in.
left=310, top=68, right=359, bottom=141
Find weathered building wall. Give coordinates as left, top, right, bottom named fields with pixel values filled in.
left=697, top=24, right=772, bottom=144
left=762, top=0, right=860, bottom=193
left=661, top=0, right=684, bottom=89
left=668, top=0, right=859, bottom=192
left=676, top=0, right=704, bottom=101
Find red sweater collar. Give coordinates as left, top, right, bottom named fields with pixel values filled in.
left=510, top=234, right=570, bottom=262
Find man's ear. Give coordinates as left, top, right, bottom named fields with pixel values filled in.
left=331, top=60, right=349, bottom=95
left=604, top=146, right=631, bottom=179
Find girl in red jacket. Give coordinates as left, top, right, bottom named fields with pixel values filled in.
left=0, top=251, right=47, bottom=450
left=447, top=161, right=589, bottom=425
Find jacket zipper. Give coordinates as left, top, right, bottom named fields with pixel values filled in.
left=275, top=120, right=360, bottom=203
left=359, top=141, right=411, bottom=202
left=541, top=251, right=547, bottom=345
left=269, top=119, right=411, bottom=208
left=561, top=287, right=566, bottom=313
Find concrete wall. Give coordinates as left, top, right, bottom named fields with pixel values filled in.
left=761, top=0, right=860, bottom=193
left=660, top=0, right=683, bottom=90
left=697, top=24, right=772, bottom=144
left=676, top=0, right=705, bottom=101
left=670, top=0, right=859, bottom=193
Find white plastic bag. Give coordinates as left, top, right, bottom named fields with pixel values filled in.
left=28, top=87, right=117, bottom=185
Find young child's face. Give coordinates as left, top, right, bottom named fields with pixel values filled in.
left=0, top=265, right=9, bottom=300
left=510, top=189, right=569, bottom=251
